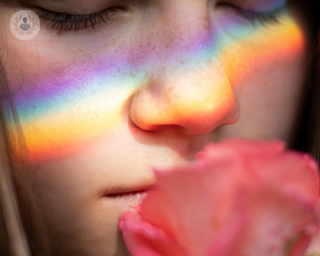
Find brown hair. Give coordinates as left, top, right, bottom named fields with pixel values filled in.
left=0, top=0, right=319, bottom=255
left=299, top=0, right=320, bottom=161
left=0, top=58, right=51, bottom=255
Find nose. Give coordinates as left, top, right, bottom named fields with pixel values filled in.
left=130, top=62, right=239, bottom=135
left=129, top=4, right=240, bottom=136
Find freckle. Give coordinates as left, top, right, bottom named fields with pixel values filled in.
left=152, top=46, right=156, bottom=50
left=130, top=72, right=136, bottom=78
left=33, top=105, right=36, bottom=109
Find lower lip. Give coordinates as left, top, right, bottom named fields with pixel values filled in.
left=106, top=190, right=148, bottom=207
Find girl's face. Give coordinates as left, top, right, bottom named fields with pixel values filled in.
left=0, top=0, right=312, bottom=255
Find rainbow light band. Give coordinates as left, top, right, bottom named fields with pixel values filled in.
left=9, top=16, right=304, bottom=162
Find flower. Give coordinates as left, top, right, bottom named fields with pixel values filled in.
left=119, top=138, right=320, bottom=256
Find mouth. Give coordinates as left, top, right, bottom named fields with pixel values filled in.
left=105, top=188, right=152, bottom=207
left=107, top=189, right=149, bottom=200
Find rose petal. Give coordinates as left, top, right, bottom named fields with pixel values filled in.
left=119, top=211, right=187, bottom=256
left=119, top=139, right=320, bottom=256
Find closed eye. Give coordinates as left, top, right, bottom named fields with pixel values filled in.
left=217, top=3, right=288, bottom=26
left=35, top=7, right=121, bottom=32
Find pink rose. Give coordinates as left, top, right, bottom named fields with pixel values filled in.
left=119, top=138, right=320, bottom=256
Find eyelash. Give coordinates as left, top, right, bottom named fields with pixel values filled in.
left=220, top=3, right=288, bottom=26
left=36, top=4, right=287, bottom=32
left=36, top=7, right=119, bottom=32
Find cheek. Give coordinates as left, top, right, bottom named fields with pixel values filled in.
left=223, top=19, right=306, bottom=85
left=6, top=41, right=142, bottom=163
left=220, top=18, right=308, bottom=140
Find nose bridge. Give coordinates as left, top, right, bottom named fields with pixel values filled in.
left=157, top=1, right=214, bottom=62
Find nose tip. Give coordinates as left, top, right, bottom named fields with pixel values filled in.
left=129, top=62, right=240, bottom=135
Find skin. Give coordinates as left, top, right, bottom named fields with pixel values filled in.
left=0, top=0, right=313, bottom=255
